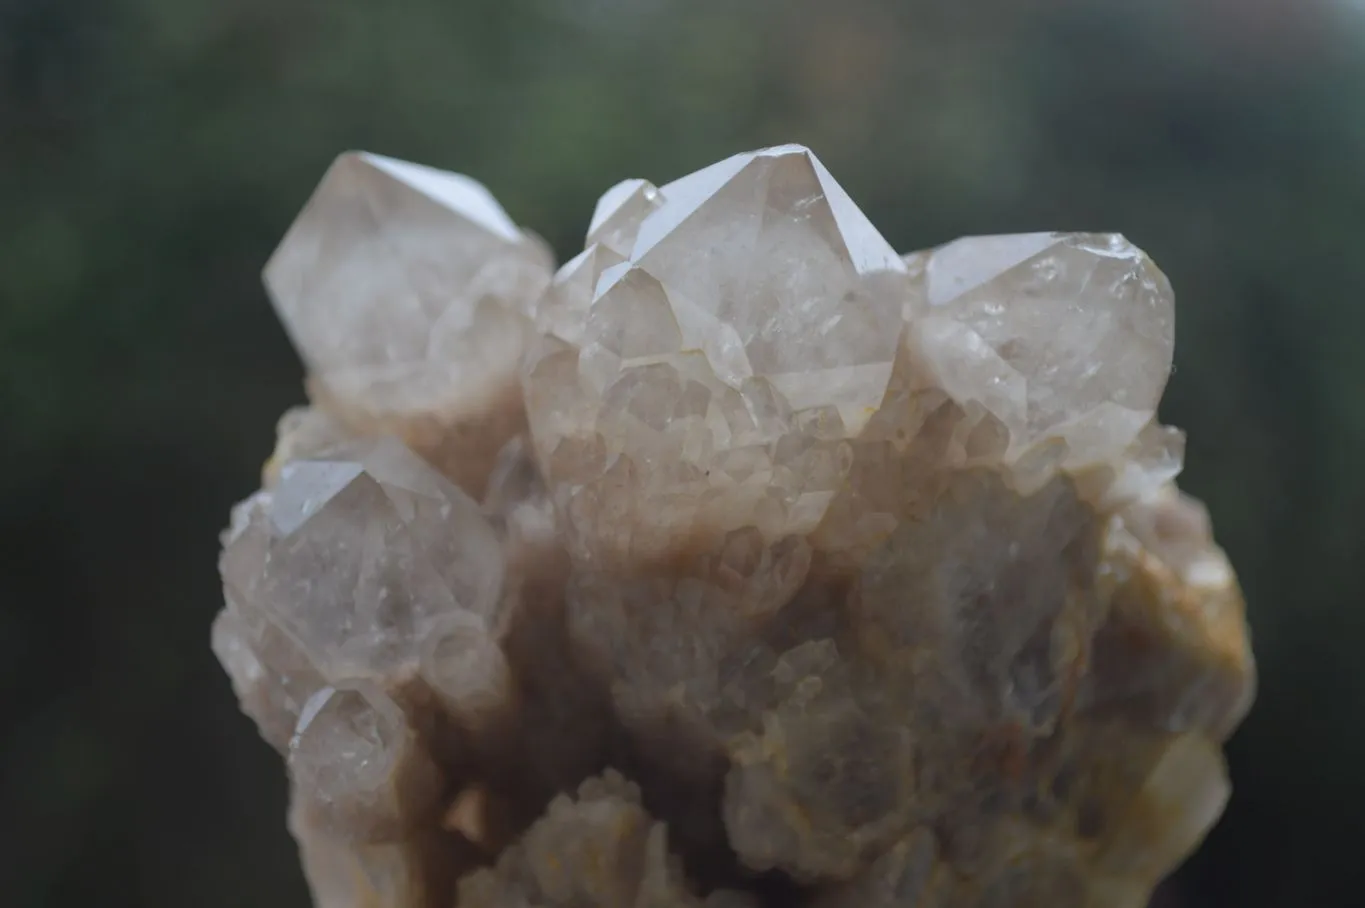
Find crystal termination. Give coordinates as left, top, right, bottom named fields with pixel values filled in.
left=214, top=145, right=1255, bottom=908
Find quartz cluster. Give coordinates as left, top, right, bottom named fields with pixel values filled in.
left=213, top=146, right=1255, bottom=908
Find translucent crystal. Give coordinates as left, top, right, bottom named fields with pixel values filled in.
left=215, top=145, right=1254, bottom=908
left=631, top=145, right=905, bottom=418
left=524, top=145, right=908, bottom=551
left=418, top=612, right=512, bottom=725
left=222, top=435, right=503, bottom=678
left=910, top=232, right=1176, bottom=465
left=288, top=682, right=442, bottom=842
left=586, top=178, right=663, bottom=257
left=533, top=244, right=622, bottom=346
left=212, top=596, right=324, bottom=752
left=215, top=492, right=327, bottom=751
left=262, top=406, right=351, bottom=487
left=266, top=152, right=551, bottom=418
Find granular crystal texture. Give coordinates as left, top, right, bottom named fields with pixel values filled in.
left=458, top=772, right=756, bottom=908
left=908, top=232, right=1176, bottom=469
left=525, top=144, right=908, bottom=559
left=214, top=144, right=1255, bottom=908
left=222, top=434, right=503, bottom=682
left=288, top=682, right=443, bottom=842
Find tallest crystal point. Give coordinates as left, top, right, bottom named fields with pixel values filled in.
left=524, top=144, right=910, bottom=548
left=630, top=144, right=906, bottom=405
left=911, top=231, right=1177, bottom=465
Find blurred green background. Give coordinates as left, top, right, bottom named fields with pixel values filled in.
left=2, top=0, right=1363, bottom=905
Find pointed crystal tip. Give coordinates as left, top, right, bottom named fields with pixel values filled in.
left=217, top=143, right=1252, bottom=908
left=523, top=144, right=911, bottom=547
left=263, top=151, right=553, bottom=421
left=222, top=436, right=504, bottom=678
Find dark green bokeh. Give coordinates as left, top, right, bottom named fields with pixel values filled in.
left=2, top=0, right=1363, bottom=905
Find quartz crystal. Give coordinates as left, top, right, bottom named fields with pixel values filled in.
left=264, top=152, right=554, bottom=495
left=215, top=146, right=1255, bottom=908
left=288, top=681, right=445, bottom=842
left=221, top=435, right=503, bottom=684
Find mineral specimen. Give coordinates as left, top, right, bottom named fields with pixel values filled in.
left=215, top=144, right=1255, bottom=908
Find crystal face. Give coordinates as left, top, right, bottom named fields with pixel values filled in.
left=214, top=146, right=1255, bottom=908
left=288, top=682, right=442, bottom=843
left=912, top=231, right=1176, bottom=465
left=220, top=435, right=502, bottom=685
left=526, top=146, right=911, bottom=554
left=265, top=152, right=551, bottom=417
left=264, top=152, right=554, bottom=496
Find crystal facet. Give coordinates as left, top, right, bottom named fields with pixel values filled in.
left=221, top=435, right=502, bottom=680
left=288, top=682, right=442, bottom=842
left=215, top=144, right=1254, bottom=908
left=524, top=145, right=909, bottom=556
left=912, top=231, right=1176, bottom=465
left=264, top=152, right=553, bottom=494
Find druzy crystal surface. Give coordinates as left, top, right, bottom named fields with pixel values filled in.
left=215, top=145, right=1255, bottom=908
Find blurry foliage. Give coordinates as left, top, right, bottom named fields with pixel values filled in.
left=2, top=0, right=1363, bottom=905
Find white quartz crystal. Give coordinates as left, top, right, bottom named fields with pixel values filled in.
left=221, top=435, right=502, bottom=680
left=288, top=682, right=442, bottom=842
left=265, top=152, right=551, bottom=419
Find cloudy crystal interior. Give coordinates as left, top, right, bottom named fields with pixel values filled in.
left=215, top=144, right=1255, bottom=908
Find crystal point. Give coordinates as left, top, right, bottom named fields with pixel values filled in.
left=586, top=178, right=663, bottom=257
left=223, top=436, right=503, bottom=679
left=264, top=152, right=552, bottom=495
left=913, top=231, right=1175, bottom=463
left=524, top=145, right=908, bottom=552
